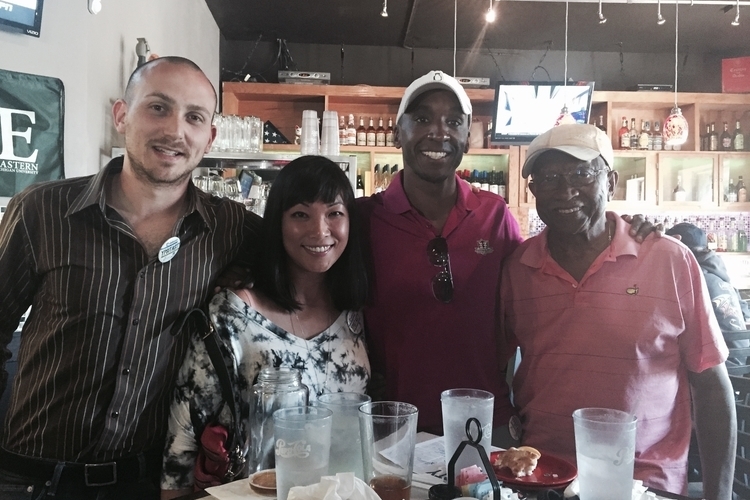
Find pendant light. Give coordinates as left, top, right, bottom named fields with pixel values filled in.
left=555, top=2, right=577, bottom=127
left=657, top=0, right=666, bottom=25
left=598, top=0, right=607, bottom=24
left=381, top=0, right=388, bottom=18
left=486, top=0, right=496, bottom=23
left=663, top=0, right=689, bottom=147
left=732, top=0, right=740, bottom=26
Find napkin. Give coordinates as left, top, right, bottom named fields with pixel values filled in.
left=288, top=473, right=381, bottom=500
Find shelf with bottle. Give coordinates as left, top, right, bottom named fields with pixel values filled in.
left=719, top=154, right=750, bottom=207
left=657, top=153, right=718, bottom=208
left=609, top=152, right=656, bottom=208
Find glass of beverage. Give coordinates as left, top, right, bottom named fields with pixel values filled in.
left=441, top=388, right=494, bottom=481
left=573, top=408, right=637, bottom=500
left=316, top=392, right=371, bottom=479
left=273, top=406, right=333, bottom=500
left=359, top=401, right=418, bottom=500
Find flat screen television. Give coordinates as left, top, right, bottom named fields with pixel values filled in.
left=0, top=0, right=44, bottom=37
left=491, top=81, right=595, bottom=145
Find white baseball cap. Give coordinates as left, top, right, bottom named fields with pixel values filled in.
left=397, top=70, right=472, bottom=123
left=521, top=124, right=614, bottom=178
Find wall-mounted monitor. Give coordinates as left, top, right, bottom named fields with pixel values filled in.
left=0, top=0, right=45, bottom=38
left=491, top=81, right=595, bottom=145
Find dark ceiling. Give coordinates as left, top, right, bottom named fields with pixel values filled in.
left=205, top=0, right=750, bottom=56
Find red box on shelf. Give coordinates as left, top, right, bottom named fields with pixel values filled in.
left=722, top=57, right=750, bottom=93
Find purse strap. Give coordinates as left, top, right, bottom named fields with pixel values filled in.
left=186, top=307, right=246, bottom=478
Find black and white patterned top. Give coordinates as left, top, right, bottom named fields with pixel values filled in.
left=161, top=289, right=370, bottom=490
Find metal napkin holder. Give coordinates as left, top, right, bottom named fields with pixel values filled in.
left=447, top=417, right=503, bottom=500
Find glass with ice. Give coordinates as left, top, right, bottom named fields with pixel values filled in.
left=316, top=392, right=371, bottom=479
left=441, top=388, right=494, bottom=481
left=573, top=408, right=637, bottom=500
left=273, top=406, right=333, bottom=500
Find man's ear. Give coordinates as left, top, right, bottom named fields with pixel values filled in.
left=112, top=99, right=129, bottom=135
left=393, top=124, right=402, bottom=150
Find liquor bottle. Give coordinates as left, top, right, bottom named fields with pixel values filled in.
left=346, top=114, right=357, bottom=146
left=739, top=219, right=748, bottom=252
left=470, top=170, right=482, bottom=189
left=721, top=122, right=732, bottom=151
left=728, top=218, right=739, bottom=252
left=480, top=171, right=490, bottom=191
left=673, top=174, right=687, bottom=202
left=708, top=122, right=719, bottom=152
left=381, top=164, right=391, bottom=190
left=738, top=175, right=748, bottom=202
left=652, top=121, right=663, bottom=151
left=629, top=118, right=638, bottom=150
left=489, top=170, right=499, bottom=195
left=619, top=117, right=630, bottom=149
left=498, top=171, right=507, bottom=200
left=717, top=224, right=728, bottom=252
left=638, top=120, right=650, bottom=150
left=700, top=124, right=710, bottom=151
left=373, top=164, right=381, bottom=193
left=391, top=164, right=398, bottom=178
left=728, top=178, right=738, bottom=202
left=366, top=117, right=376, bottom=147
left=385, top=117, right=395, bottom=147
left=734, top=120, right=745, bottom=151
left=356, top=117, right=367, bottom=146
left=339, top=115, right=347, bottom=146
left=355, top=174, right=365, bottom=198
left=376, top=117, right=386, bottom=147
left=707, top=219, right=718, bottom=251
left=596, top=115, right=606, bottom=132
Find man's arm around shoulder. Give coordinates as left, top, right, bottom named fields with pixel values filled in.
left=689, top=363, right=736, bottom=500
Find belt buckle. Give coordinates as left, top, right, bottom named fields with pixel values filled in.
left=84, top=462, right=117, bottom=486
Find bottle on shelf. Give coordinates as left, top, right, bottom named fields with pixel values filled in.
left=728, top=218, right=739, bottom=252
left=708, top=122, right=719, bottom=152
left=391, top=164, right=399, bottom=178
left=638, top=120, right=650, bottom=150
left=652, top=121, right=663, bottom=151
left=381, top=164, right=391, bottom=190
left=366, top=117, right=376, bottom=147
left=385, top=117, right=395, bottom=147
left=721, top=122, right=732, bottom=151
left=376, top=117, right=386, bottom=147
left=619, top=117, right=630, bottom=149
left=356, top=117, right=367, bottom=146
left=596, top=115, right=606, bottom=132
left=339, top=115, right=347, bottom=146
left=717, top=222, right=728, bottom=252
left=356, top=174, right=365, bottom=198
left=470, top=170, right=482, bottom=190
left=629, top=118, right=638, bottom=150
left=346, top=114, right=357, bottom=146
left=673, top=174, right=687, bottom=202
left=373, top=164, right=381, bottom=193
left=489, top=170, right=499, bottom=195
left=498, top=171, right=507, bottom=200
left=738, top=175, right=748, bottom=202
left=728, top=178, right=738, bottom=202
left=480, top=171, right=490, bottom=191
left=734, top=120, right=745, bottom=151
left=707, top=219, right=718, bottom=251
left=739, top=219, right=748, bottom=252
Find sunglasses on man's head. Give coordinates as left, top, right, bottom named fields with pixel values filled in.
left=428, top=236, right=453, bottom=303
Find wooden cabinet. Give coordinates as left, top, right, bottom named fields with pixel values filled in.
left=221, top=82, right=750, bottom=218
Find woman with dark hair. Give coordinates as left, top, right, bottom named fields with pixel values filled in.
left=161, top=156, right=370, bottom=497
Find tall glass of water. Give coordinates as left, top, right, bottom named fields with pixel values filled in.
left=316, top=392, right=371, bottom=479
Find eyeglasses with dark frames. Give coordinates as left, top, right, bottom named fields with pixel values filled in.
left=530, top=166, right=610, bottom=191
left=428, top=236, right=454, bottom=303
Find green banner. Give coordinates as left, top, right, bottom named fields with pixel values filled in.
left=0, top=68, right=64, bottom=196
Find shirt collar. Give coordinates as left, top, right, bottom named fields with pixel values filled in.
left=520, top=211, right=640, bottom=270
left=66, top=156, right=212, bottom=227
left=382, top=169, right=481, bottom=215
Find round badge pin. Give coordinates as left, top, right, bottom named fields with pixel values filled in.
left=158, top=236, right=181, bottom=263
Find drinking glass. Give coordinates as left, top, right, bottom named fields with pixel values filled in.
left=441, top=388, right=494, bottom=481
left=316, top=392, right=371, bottom=479
left=573, top=408, right=637, bottom=500
left=359, top=401, right=418, bottom=500
left=274, top=406, right=332, bottom=500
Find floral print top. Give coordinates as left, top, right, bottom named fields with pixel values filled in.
left=161, top=289, right=370, bottom=490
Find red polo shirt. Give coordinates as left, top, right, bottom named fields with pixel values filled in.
left=358, top=172, right=523, bottom=434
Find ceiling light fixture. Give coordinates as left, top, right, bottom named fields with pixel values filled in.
left=663, top=0, right=689, bottom=147
left=732, top=0, right=740, bottom=25
left=555, top=2, right=577, bottom=127
left=657, top=0, right=666, bottom=24
left=486, top=0, right=497, bottom=22
left=597, top=0, right=607, bottom=23
left=381, top=0, right=388, bottom=18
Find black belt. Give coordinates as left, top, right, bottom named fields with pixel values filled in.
left=0, top=448, right=160, bottom=487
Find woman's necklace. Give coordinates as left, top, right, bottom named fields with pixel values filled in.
left=291, top=310, right=331, bottom=397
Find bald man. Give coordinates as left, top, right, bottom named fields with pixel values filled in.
left=0, top=57, right=261, bottom=499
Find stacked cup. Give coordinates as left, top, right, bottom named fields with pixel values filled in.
left=320, top=110, right=340, bottom=156
left=300, top=110, right=320, bottom=155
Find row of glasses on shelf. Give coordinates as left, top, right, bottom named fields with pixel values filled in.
left=211, top=114, right=264, bottom=154
left=194, top=171, right=272, bottom=217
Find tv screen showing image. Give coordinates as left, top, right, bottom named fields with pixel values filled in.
left=0, top=0, right=44, bottom=37
left=491, top=81, right=595, bottom=145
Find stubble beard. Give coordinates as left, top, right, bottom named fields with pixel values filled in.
left=126, top=146, right=195, bottom=188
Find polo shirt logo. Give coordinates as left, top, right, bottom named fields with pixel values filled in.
left=626, top=285, right=639, bottom=295
left=474, top=239, right=493, bottom=256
